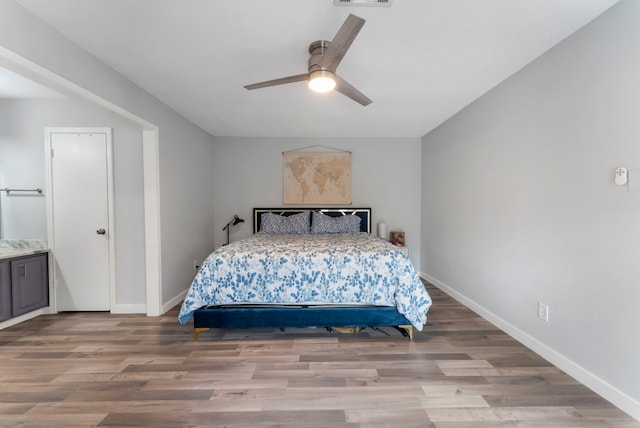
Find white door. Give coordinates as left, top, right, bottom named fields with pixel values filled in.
left=48, top=129, right=112, bottom=311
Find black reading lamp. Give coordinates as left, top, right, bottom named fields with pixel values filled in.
left=222, top=214, right=245, bottom=245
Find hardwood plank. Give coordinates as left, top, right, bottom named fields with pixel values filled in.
left=345, top=407, right=433, bottom=427
left=2, top=413, right=106, bottom=427
left=100, top=410, right=350, bottom=427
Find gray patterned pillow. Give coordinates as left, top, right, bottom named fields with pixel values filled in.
left=311, top=211, right=361, bottom=234
left=260, top=212, right=310, bottom=234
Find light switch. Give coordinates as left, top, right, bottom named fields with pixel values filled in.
left=615, top=167, right=628, bottom=185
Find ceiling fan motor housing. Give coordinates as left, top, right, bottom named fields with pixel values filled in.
left=308, top=40, right=332, bottom=74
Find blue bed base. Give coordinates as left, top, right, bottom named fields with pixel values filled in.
left=193, top=305, right=414, bottom=340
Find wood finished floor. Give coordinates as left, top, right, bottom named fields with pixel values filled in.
left=0, top=282, right=637, bottom=428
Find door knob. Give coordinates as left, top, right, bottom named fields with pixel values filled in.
left=96, top=228, right=106, bottom=235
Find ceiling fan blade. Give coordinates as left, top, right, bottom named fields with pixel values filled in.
left=318, top=14, right=365, bottom=72
left=244, top=73, right=308, bottom=90
left=335, top=75, right=372, bottom=106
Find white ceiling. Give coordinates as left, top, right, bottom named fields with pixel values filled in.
left=13, top=0, right=618, bottom=138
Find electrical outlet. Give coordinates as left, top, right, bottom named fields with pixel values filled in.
left=537, top=302, right=549, bottom=322
left=193, top=259, right=200, bottom=271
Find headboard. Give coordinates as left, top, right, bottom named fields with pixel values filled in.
left=253, top=208, right=372, bottom=234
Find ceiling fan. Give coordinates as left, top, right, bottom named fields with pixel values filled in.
left=244, top=14, right=372, bottom=106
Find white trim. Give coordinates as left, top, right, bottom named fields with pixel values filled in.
left=43, top=132, right=55, bottom=312
left=105, top=129, right=116, bottom=311
left=143, top=129, right=163, bottom=316
left=0, top=45, right=163, bottom=317
left=421, top=271, right=640, bottom=422
left=111, top=303, right=147, bottom=314
left=163, top=289, right=188, bottom=314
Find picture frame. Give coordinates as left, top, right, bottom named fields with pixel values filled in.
left=283, top=152, right=351, bottom=205
left=389, top=231, right=405, bottom=247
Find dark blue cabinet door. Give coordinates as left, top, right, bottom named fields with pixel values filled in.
left=10, top=254, right=48, bottom=317
left=0, top=261, right=10, bottom=322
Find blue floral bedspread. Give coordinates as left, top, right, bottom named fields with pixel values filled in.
left=178, top=233, right=432, bottom=330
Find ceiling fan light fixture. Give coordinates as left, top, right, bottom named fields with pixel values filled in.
left=308, top=70, right=336, bottom=93
left=245, top=14, right=371, bottom=105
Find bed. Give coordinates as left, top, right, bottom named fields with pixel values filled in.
left=178, top=208, right=432, bottom=340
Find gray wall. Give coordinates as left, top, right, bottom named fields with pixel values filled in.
left=421, top=0, right=640, bottom=418
left=211, top=137, right=422, bottom=268
left=0, top=1, right=217, bottom=308
left=0, top=100, right=47, bottom=238
left=0, top=98, right=146, bottom=306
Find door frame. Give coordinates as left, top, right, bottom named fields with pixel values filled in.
left=0, top=45, right=162, bottom=317
left=44, top=127, right=116, bottom=313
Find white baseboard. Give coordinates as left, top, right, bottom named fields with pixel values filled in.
left=162, top=289, right=187, bottom=314
left=112, top=288, right=186, bottom=315
left=421, top=272, right=640, bottom=422
left=111, top=303, right=147, bottom=314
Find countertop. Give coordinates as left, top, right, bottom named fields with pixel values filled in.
left=0, top=240, right=49, bottom=261
left=0, top=249, right=49, bottom=261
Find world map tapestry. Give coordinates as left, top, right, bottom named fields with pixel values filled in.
left=283, top=152, right=351, bottom=204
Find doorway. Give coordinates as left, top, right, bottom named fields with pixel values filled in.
left=1, top=46, right=161, bottom=316
left=45, top=128, right=115, bottom=311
